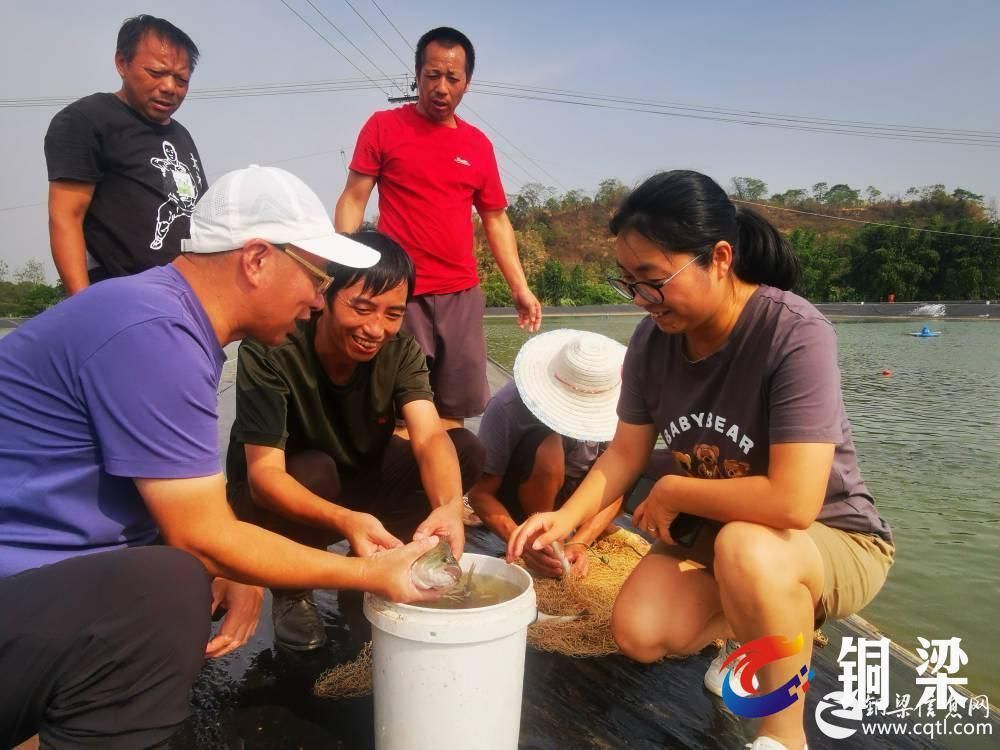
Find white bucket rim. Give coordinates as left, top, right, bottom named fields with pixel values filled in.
left=390, top=552, right=534, bottom=614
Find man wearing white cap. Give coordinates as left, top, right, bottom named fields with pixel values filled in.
left=0, top=165, right=445, bottom=748
left=469, top=330, right=626, bottom=577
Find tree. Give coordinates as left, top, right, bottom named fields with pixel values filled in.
left=824, top=184, right=861, bottom=206
left=920, top=184, right=947, bottom=201
left=865, top=186, right=882, bottom=204
left=774, top=188, right=808, bottom=206
left=532, top=258, right=568, bottom=305
left=594, top=178, right=628, bottom=207
left=14, top=260, right=46, bottom=286
left=811, top=182, right=829, bottom=203
left=507, top=183, right=554, bottom=229
left=952, top=188, right=984, bottom=205
left=0, top=259, right=8, bottom=282
left=730, top=177, right=768, bottom=201
left=560, top=189, right=591, bottom=211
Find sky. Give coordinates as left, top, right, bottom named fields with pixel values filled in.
left=2, top=0, right=998, bottom=279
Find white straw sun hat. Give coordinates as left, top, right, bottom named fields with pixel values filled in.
left=512, top=329, right=627, bottom=443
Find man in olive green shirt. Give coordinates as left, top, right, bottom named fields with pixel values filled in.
left=228, top=232, right=483, bottom=651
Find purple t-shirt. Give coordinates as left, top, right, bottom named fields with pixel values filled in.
left=0, top=265, right=225, bottom=577
left=618, top=285, right=892, bottom=543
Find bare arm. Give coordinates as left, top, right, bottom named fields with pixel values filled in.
left=508, top=420, right=656, bottom=558
left=639, top=442, right=833, bottom=532
left=402, top=399, right=464, bottom=509
left=48, top=180, right=95, bottom=294
left=135, top=473, right=437, bottom=601
left=468, top=473, right=518, bottom=540
left=334, top=170, right=377, bottom=232
left=403, top=399, right=466, bottom=554
left=567, top=496, right=624, bottom=547
left=479, top=208, right=542, bottom=331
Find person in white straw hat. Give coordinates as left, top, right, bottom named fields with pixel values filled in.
left=469, top=329, right=626, bottom=577
left=0, top=165, right=448, bottom=748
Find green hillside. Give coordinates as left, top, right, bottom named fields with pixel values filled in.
left=476, top=179, right=1000, bottom=305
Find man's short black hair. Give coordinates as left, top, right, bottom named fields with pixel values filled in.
left=117, top=15, right=200, bottom=71
left=325, top=231, right=416, bottom=304
left=415, top=27, right=475, bottom=78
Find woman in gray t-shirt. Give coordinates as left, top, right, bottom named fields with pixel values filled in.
left=508, top=170, right=894, bottom=750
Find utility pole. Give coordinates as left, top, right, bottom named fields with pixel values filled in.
left=388, top=76, right=418, bottom=104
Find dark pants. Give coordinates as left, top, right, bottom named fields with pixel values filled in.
left=0, top=546, right=212, bottom=749
left=229, top=429, right=485, bottom=554
left=402, top=286, right=491, bottom=418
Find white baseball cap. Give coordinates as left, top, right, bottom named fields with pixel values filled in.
left=513, top=329, right=627, bottom=443
left=180, top=164, right=380, bottom=268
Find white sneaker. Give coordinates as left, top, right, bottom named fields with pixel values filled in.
left=704, top=639, right=759, bottom=697
left=746, top=737, right=808, bottom=750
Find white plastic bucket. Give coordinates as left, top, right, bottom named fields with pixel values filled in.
left=363, top=553, right=537, bottom=750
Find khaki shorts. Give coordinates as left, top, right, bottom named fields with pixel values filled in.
left=658, top=521, right=895, bottom=626
left=806, top=523, right=895, bottom=625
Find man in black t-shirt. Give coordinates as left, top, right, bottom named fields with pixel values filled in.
left=44, top=15, right=205, bottom=293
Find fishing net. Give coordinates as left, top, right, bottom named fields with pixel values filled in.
left=527, top=527, right=652, bottom=657
left=315, top=641, right=373, bottom=699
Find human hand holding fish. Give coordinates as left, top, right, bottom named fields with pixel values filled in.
left=366, top=535, right=449, bottom=602
left=506, top=509, right=575, bottom=563
left=520, top=541, right=566, bottom=578
left=413, top=499, right=466, bottom=558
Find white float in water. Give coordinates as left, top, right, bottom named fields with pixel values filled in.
left=364, top=553, right=536, bottom=750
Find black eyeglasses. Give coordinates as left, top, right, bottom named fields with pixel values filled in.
left=606, top=253, right=703, bottom=304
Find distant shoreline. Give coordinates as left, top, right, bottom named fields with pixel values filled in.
left=485, top=301, right=998, bottom=320
left=4, top=300, right=997, bottom=329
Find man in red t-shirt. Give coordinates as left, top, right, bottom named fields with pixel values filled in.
left=335, top=26, right=542, bottom=424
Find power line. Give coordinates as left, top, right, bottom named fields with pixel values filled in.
left=8, top=74, right=999, bottom=149
left=471, top=90, right=1000, bottom=149
left=342, top=0, right=412, bottom=71
left=0, top=201, right=45, bottom=213
left=277, top=0, right=393, bottom=97
left=475, top=81, right=1000, bottom=141
left=301, top=0, right=407, bottom=96
left=369, top=0, right=413, bottom=52
left=461, top=102, right=567, bottom=190
left=733, top=199, right=1000, bottom=241
left=6, top=74, right=1000, bottom=145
